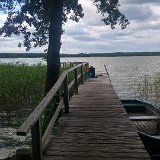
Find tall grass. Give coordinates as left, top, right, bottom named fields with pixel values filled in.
left=137, top=74, right=160, bottom=105
left=0, top=62, right=76, bottom=111
left=0, top=63, right=46, bottom=112
left=0, top=62, right=78, bottom=128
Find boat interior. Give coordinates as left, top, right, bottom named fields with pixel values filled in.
left=121, top=99, right=160, bottom=135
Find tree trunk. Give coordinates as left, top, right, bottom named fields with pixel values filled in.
left=45, top=0, right=63, bottom=93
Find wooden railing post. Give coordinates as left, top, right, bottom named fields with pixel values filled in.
left=74, top=68, right=78, bottom=94
left=31, top=119, right=43, bottom=160
left=63, top=74, right=69, bottom=113
left=80, top=65, right=84, bottom=84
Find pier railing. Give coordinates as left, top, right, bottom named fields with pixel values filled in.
left=17, top=62, right=88, bottom=160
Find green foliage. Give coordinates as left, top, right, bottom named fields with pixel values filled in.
left=93, top=0, right=129, bottom=29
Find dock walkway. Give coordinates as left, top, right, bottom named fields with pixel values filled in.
left=44, top=74, right=150, bottom=160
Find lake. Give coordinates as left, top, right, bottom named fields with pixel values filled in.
left=1, top=56, right=160, bottom=159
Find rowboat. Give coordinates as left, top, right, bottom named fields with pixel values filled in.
left=121, top=99, right=160, bottom=159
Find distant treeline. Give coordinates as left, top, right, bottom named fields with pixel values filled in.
left=0, top=53, right=46, bottom=58
left=1, top=52, right=160, bottom=58
left=61, top=52, right=160, bottom=57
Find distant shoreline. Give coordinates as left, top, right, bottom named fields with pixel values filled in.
left=0, top=52, right=160, bottom=58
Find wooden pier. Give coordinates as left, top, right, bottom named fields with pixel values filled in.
left=17, top=63, right=150, bottom=160
left=43, top=74, right=150, bottom=160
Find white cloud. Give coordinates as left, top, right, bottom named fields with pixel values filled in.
left=61, top=1, right=160, bottom=53
left=122, top=5, right=154, bottom=21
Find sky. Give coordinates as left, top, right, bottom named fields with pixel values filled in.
left=0, top=0, right=160, bottom=54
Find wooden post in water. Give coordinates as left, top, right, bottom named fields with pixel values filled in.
left=104, top=65, right=111, bottom=82
left=63, top=74, right=69, bottom=113
left=31, top=119, right=43, bottom=160
left=74, top=68, right=78, bottom=94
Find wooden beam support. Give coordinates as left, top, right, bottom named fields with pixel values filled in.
left=74, top=68, right=78, bottom=94
left=31, top=119, right=43, bottom=160
left=63, top=74, right=69, bottom=113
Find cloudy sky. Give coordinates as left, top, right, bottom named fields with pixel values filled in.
left=0, top=0, right=160, bottom=54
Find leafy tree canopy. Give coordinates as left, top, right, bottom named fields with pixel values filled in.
left=0, top=0, right=129, bottom=51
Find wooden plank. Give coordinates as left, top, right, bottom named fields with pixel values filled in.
left=44, top=157, right=149, bottom=160
left=129, top=116, right=158, bottom=121
left=123, top=103, right=145, bottom=107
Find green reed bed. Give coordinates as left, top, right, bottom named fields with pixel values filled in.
left=0, top=63, right=46, bottom=111
left=0, top=62, right=75, bottom=111
left=137, top=74, right=160, bottom=105
left=0, top=62, right=78, bottom=127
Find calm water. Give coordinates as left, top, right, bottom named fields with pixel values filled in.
left=1, top=56, right=160, bottom=158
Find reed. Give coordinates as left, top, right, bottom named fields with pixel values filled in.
left=0, top=62, right=75, bottom=111
left=0, top=62, right=78, bottom=128
left=137, top=74, right=160, bottom=104
left=0, top=63, right=46, bottom=111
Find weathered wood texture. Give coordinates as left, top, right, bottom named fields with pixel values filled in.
left=44, top=74, right=150, bottom=160
left=129, top=113, right=158, bottom=135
